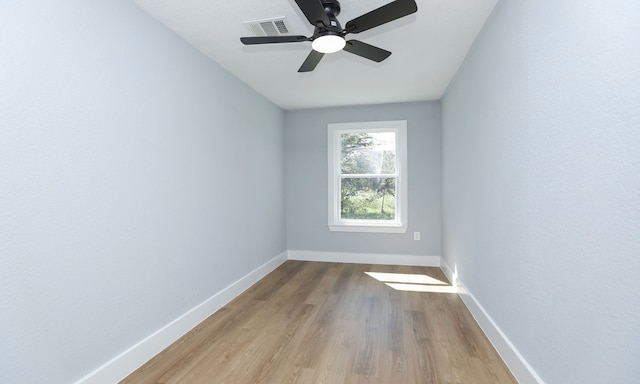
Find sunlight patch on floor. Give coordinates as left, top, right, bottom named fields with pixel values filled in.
left=385, top=282, right=459, bottom=293
left=365, top=271, right=461, bottom=293
left=364, top=272, right=447, bottom=285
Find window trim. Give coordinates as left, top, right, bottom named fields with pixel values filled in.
left=327, top=120, right=408, bottom=233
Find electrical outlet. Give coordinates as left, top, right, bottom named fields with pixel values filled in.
left=414, top=232, right=420, bottom=240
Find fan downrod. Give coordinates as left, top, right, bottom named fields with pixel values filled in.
left=321, top=0, right=341, bottom=18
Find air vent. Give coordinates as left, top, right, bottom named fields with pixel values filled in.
left=243, top=17, right=290, bottom=37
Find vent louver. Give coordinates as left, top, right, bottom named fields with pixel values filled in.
left=243, top=17, right=290, bottom=37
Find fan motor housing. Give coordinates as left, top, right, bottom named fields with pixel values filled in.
left=317, top=0, right=343, bottom=36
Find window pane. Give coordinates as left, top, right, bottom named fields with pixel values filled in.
left=340, top=132, right=396, bottom=174
left=340, top=177, right=396, bottom=220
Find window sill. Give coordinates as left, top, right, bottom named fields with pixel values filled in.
left=328, top=224, right=408, bottom=233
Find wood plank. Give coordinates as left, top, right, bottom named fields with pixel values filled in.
left=121, top=261, right=517, bottom=384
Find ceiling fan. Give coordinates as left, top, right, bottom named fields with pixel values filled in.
left=240, top=0, right=418, bottom=72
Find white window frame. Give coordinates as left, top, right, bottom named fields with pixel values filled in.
left=327, top=120, right=408, bottom=233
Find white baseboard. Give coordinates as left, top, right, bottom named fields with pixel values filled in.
left=440, top=259, right=544, bottom=384
left=439, top=257, right=458, bottom=286
left=74, top=252, right=288, bottom=384
left=287, top=250, right=441, bottom=266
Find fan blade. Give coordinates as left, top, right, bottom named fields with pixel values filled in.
left=241, top=35, right=309, bottom=45
left=345, top=0, right=417, bottom=34
left=298, top=50, right=325, bottom=72
left=295, top=0, right=331, bottom=27
left=343, top=40, right=391, bottom=62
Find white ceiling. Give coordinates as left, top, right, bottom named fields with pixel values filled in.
left=132, top=0, right=498, bottom=110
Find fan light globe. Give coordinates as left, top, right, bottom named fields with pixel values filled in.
left=312, top=35, right=346, bottom=54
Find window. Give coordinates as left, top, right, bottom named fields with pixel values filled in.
left=328, top=120, right=407, bottom=233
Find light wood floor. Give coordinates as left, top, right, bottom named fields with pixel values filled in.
left=121, top=261, right=516, bottom=384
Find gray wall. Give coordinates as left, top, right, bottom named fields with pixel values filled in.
left=285, top=102, right=441, bottom=256
left=0, top=1, right=285, bottom=383
left=442, top=0, right=640, bottom=383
